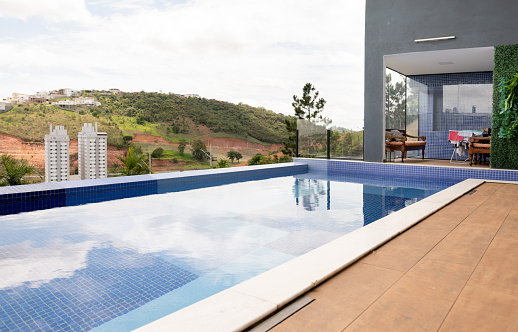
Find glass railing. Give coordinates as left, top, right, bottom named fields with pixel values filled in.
left=296, top=119, right=363, bottom=160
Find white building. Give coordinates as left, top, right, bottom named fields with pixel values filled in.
left=73, top=97, right=101, bottom=106
left=12, top=93, right=29, bottom=103
left=35, top=91, right=49, bottom=99
left=56, top=100, right=76, bottom=106
left=44, top=125, right=70, bottom=183
left=0, top=102, right=13, bottom=113
left=63, top=88, right=78, bottom=97
left=78, top=123, right=108, bottom=180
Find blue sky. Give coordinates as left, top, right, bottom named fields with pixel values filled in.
left=0, top=0, right=365, bottom=129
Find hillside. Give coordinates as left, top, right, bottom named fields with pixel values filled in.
left=0, top=93, right=290, bottom=173
left=93, top=92, right=289, bottom=144
left=0, top=92, right=289, bottom=146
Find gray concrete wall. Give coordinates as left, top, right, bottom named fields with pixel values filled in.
left=364, top=0, right=518, bottom=162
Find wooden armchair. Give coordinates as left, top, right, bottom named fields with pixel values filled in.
left=385, top=129, right=426, bottom=162
left=468, top=136, right=490, bottom=166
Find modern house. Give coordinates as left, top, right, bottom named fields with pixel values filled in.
left=363, top=0, right=518, bottom=164
left=78, top=122, right=108, bottom=180
left=44, top=125, right=70, bottom=183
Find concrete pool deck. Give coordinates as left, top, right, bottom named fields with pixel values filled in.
left=268, top=181, right=518, bottom=331
left=136, top=178, right=511, bottom=331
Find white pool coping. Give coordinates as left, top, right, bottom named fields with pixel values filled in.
left=135, top=178, right=496, bottom=332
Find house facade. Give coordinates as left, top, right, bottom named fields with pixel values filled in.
left=364, top=0, right=518, bottom=162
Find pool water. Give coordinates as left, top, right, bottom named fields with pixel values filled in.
left=0, top=174, right=448, bottom=331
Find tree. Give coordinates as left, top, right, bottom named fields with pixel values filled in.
left=151, top=147, right=164, bottom=158
left=191, top=139, right=207, bottom=161
left=178, top=139, right=187, bottom=155
left=283, top=83, right=328, bottom=156
left=117, top=147, right=151, bottom=175
left=227, top=150, right=243, bottom=163
left=281, top=117, right=297, bottom=156
left=234, top=151, right=242, bottom=163
left=292, top=83, right=327, bottom=121
left=0, top=154, right=37, bottom=186
left=385, top=73, right=406, bottom=130
left=123, top=135, right=133, bottom=143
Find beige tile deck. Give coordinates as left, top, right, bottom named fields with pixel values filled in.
left=269, top=183, right=518, bottom=332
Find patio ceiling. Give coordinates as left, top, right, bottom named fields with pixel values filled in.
left=385, top=46, right=494, bottom=76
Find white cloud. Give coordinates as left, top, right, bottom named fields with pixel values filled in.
left=0, top=0, right=365, bottom=129
left=0, top=0, right=93, bottom=23
left=0, top=239, right=97, bottom=289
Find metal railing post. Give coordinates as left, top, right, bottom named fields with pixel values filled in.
left=295, top=129, right=299, bottom=157
left=327, top=129, right=331, bottom=159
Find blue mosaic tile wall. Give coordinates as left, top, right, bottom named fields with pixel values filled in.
left=408, top=72, right=493, bottom=160
left=294, top=158, right=518, bottom=183
left=0, top=163, right=308, bottom=216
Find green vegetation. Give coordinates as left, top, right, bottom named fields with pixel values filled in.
left=0, top=103, right=124, bottom=146
left=0, top=154, right=39, bottom=186
left=385, top=72, right=406, bottom=130
left=283, top=83, right=329, bottom=156
left=0, top=92, right=289, bottom=148
left=496, top=73, right=518, bottom=139
left=93, top=92, right=288, bottom=144
left=116, top=147, right=152, bottom=175
left=217, top=159, right=230, bottom=168
left=191, top=139, right=207, bottom=161
left=248, top=152, right=292, bottom=165
left=292, top=83, right=327, bottom=121
left=178, top=139, right=187, bottom=155
left=492, top=44, right=518, bottom=169
left=227, top=150, right=243, bottom=163
left=151, top=147, right=164, bottom=158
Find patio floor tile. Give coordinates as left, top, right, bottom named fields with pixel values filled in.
left=361, top=226, right=449, bottom=272
left=439, top=285, right=518, bottom=332
left=425, top=223, right=496, bottom=267
left=343, top=259, right=473, bottom=332
left=269, top=263, right=403, bottom=332
left=468, top=236, right=518, bottom=297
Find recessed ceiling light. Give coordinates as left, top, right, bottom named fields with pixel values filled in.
left=439, top=61, right=454, bottom=65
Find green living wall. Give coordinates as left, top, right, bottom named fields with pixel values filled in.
left=491, top=44, right=518, bottom=169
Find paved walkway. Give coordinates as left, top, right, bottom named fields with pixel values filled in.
left=271, top=182, right=518, bottom=331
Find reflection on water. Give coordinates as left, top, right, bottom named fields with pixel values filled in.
left=0, top=175, right=445, bottom=331
left=293, top=178, right=327, bottom=211
left=292, top=177, right=437, bottom=226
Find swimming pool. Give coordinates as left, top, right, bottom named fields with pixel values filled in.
left=0, top=172, right=454, bottom=331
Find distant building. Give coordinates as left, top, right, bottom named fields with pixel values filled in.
left=35, top=91, right=49, bottom=99
left=52, top=100, right=76, bottom=108
left=29, top=96, right=47, bottom=104
left=78, top=123, right=108, bottom=180
left=0, top=102, right=13, bottom=114
left=108, top=88, right=120, bottom=94
left=50, top=93, right=67, bottom=100
left=59, top=88, right=78, bottom=97
left=73, top=97, right=101, bottom=106
left=45, top=125, right=70, bottom=183
left=11, top=93, right=29, bottom=104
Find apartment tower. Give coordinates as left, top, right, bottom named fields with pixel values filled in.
left=78, top=123, right=108, bottom=180
left=44, top=125, right=70, bottom=182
